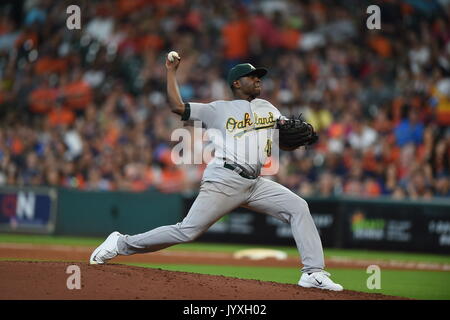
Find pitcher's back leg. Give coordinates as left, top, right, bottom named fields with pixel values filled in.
left=243, top=177, right=324, bottom=274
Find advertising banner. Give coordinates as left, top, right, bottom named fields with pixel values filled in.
left=341, top=199, right=450, bottom=253
left=183, top=195, right=450, bottom=253
left=0, top=187, right=58, bottom=234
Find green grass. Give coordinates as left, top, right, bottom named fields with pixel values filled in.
left=0, top=257, right=86, bottom=263
left=1, top=233, right=449, bottom=264
left=125, top=263, right=450, bottom=300
left=329, top=268, right=450, bottom=300
left=323, top=248, right=450, bottom=264
left=0, top=233, right=102, bottom=247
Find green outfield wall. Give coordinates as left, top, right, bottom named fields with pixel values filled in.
left=55, top=188, right=183, bottom=236
left=0, top=187, right=449, bottom=253
left=0, top=187, right=183, bottom=237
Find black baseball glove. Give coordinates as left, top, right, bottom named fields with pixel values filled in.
left=276, top=115, right=319, bottom=151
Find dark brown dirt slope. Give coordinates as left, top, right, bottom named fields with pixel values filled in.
left=0, top=261, right=408, bottom=300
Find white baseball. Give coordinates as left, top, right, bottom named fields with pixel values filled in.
left=167, top=51, right=180, bottom=62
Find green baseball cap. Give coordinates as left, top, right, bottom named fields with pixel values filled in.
left=227, top=63, right=268, bottom=87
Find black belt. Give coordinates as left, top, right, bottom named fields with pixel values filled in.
left=223, top=163, right=258, bottom=180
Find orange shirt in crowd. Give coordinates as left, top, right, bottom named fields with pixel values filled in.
left=431, top=86, right=450, bottom=126
left=437, top=103, right=450, bottom=126
left=129, top=180, right=148, bottom=192
left=103, top=125, right=120, bottom=147
left=34, top=57, right=68, bottom=75
left=155, top=150, right=187, bottom=193
left=136, top=34, right=164, bottom=52
left=115, top=0, right=184, bottom=17
left=364, top=179, right=381, bottom=197
left=158, top=168, right=186, bottom=193
left=62, top=81, right=93, bottom=110
left=328, top=122, right=345, bottom=139
left=10, top=137, right=24, bottom=156
left=47, top=107, right=75, bottom=127
left=222, top=20, right=250, bottom=60
left=184, top=9, right=202, bottom=30
left=280, top=28, right=301, bottom=50
left=368, top=34, right=392, bottom=57
left=29, top=87, right=58, bottom=114
left=116, top=0, right=151, bottom=16
left=118, top=0, right=147, bottom=11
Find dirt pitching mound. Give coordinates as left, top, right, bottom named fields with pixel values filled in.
left=0, top=261, right=406, bottom=300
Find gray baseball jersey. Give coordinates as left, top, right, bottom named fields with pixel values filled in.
left=188, top=98, right=280, bottom=184
left=117, top=98, right=325, bottom=274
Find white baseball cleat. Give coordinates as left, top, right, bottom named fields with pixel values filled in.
left=89, top=231, right=122, bottom=265
left=298, top=271, right=344, bottom=291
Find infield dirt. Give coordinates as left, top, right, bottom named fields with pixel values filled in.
left=0, top=261, right=408, bottom=300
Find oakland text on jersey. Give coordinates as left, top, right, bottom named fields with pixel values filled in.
left=225, top=112, right=276, bottom=134
left=169, top=123, right=278, bottom=167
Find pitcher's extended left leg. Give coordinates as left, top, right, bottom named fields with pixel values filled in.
left=243, top=177, right=324, bottom=274
left=116, top=181, right=247, bottom=255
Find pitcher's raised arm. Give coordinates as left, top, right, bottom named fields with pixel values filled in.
left=165, top=51, right=185, bottom=116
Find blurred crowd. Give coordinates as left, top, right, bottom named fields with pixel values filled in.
left=0, top=0, right=449, bottom=199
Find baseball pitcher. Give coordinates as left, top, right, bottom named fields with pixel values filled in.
left=90, top=53, right=343, bottom=291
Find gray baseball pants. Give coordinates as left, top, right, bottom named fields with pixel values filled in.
left=117, top=177, right=325, bottom=274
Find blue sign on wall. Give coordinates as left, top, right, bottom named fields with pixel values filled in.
left=0, top=187, right=58, bottom=233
